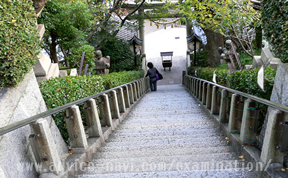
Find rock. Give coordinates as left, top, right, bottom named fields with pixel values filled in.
left=59, top=70, right=68, bottom=77
left=70, top=69, right=77, bottom=76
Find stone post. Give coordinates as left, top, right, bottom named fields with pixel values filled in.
left=30, top=118, right=64, bottom=175
left=228, top=94, right=244, bottom=133
left=66, top=105, right=88, bottom=153
left=98, top=94, right=114, bottom=130
left=219, top=89, right=230, bottom=123
left=198, top=81, right=202, bottom=101
left=84, top=99, right=104, bottom=143
left=206, top=84, right=212, bottom=109
left=202, top=82, right=207, bottom=105
left=133, top=83, right=138, bottom=101
left=129, top=84, right=134, bottom=104
left=136, top=81, right=140, bottom=99
left=123, top=85, right=130, bottom=108
left=211, top=86, right=220, bottom=114
left=260, top=109, right=285, bottom=164
left=108, top=90, right=121, bottom=121
left=195, top=80, right=199, bottom=97
left=240, top=99, right=259, bottom=145
left=116, top=88, right=126, bottom=114
left=192, top=78, right=196, bottom=95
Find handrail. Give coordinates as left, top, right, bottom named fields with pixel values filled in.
left=186, top=75, right=288, bottom=113
left=0, top=78, right=144, bottom=136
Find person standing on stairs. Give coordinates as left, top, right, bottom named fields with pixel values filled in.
left=145, top=62, right=159, bottom=92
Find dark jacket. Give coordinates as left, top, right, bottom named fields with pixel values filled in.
left=145, top=67, right=158, bottom=79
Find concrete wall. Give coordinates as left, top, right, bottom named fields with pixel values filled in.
left=0, top=70, right=68, bottom=178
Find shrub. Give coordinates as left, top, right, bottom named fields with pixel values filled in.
left=262, top=0, right=288, bottom=62
left=0, top=0, right=40, bottom=88
left=67, top=44, right=96, bottom=74
left=39, top=70, right=143, bottom=143
left=99, top=35, right=140, bottom=72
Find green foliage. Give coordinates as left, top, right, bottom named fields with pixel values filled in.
left=38, top=0, right=93, bottom=63
left=238, top=48, right=261, bottom=66
left=99, top=36, right=139, bottom=72
left=39, top=70, right=143, bottom=143
left=0, top=0, right=40, bottom=88
left=196, top=49, right=209, bottom=67
left=102, top=70, right=144, bottom=89
left=262, top=0, right=288, bottom=62
left=67, top=44, right=96, bottom=74
left=187, top=66, right=229, bottom=85
left=227, top=67, right=276, bottom=100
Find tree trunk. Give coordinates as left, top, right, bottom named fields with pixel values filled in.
left=51, top=34, right=59, bottom=64
left=204, top=29, right=224, bottom=67
left=255, top=26, right=262, bottom=49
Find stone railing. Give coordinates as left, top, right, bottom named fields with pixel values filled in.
left=0, top=77, right=149, bottom=177
left=183, top=73, right=288, bottom=170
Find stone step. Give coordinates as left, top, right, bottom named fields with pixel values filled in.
left=127, top=109, right=205, bottom=117
left=107, top=132, right=222, bottom=141
left=94, top=146, right=234, bottom=159
left=98, top=140, right=229, bottom=152
left=75, top=168, right=268, bottom=178
left=115, top=121, right=217, bottom=130
left=110, top=128, right=223, bottom=137
left=112, top=124, right=219, bottom=134
left=106, top=134, right=223, bottom=143
left=90, top=152, right=239, bottom=165
left=122, top=115, right=211, bottom=123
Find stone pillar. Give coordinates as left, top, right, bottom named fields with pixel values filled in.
left=123, top=85, right=130, bottom=108
left=219, top=89, right=229, bottom=123
left=186, top=18, right=193, bottom=36
left=198, top=81, right=202, bottom=100
left=240, top=99, right=259, bottom=145
left=228, top=94, right=244, bottom=133
left=206, top=84, right=212, bottom=109
left=202, top=82, right=207, bottom=105
left=139, top=9, right=145, bottom=54
left=30, top=118, right=64, bottom=175
left=116, top=88, right=126, bottom=114
left=129, top=84, right=134, bottom=104
left=136, top=81, right=140, bottom=99
left=211, top=86, right=220, bottom=114
left=133, top=83, right=138, bottom=101
left=84, top=99, right=104, bottom=143
left=260, top=109, right=285, bottom=164
left=66, top=105, right=88, bottom=153
left=98, top=94, right=114, bottom=130
left=108, top=90, right=120, bottom=120
left=195, top=80, right=199, bottom=97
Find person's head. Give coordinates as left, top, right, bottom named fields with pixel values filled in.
left=147, top=62, right=154, bottom=69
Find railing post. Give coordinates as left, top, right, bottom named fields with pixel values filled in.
left=84, top=99, right=104, bottom=143
left=260, top=109, right=285, bottom=164
left=123, top=85, right=130, bottom=108
left=98, top=94, right=115, bottom=130
left=211, top=86, right=220, bottom=114
left=133, top=83, right=138, bottom=101
left=108, top=90, right=121, bottom=121
left=129, top=84, right=134, bottom=104
left=136, top=81, right=141, bottom=98
left=190, top=78, right=193, bottom=93
left=202, top=82, right=207, bottom=105
left=228, top=94, right=244, bottom=133
left=240, top=99, right=259, bottom=145
left=116, top=88, right=126, bottom=114
left=206, top=84, right=212, bottom=109
left=66, top=105, right=88, bottom=153
left=30, top=118, right=64, bottom=175
left=219, top=89, right=230, bottom=123
left=198, top=81, right=202, bottom=101
left=195, top=80, right=199, bottom=97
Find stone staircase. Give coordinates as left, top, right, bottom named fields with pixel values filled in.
left=74, top=85, right=269, bottom=177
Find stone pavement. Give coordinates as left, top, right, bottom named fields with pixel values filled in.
left=75, top=85, right=269, bottom=177
left=145, top=23, right=187, bottom=85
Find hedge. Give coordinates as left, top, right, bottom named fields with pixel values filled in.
left=39, top=70, right=143, bottom=144
left=0, top=0, right=40, bottom=88
left=262, top=0, right=288, bottom=62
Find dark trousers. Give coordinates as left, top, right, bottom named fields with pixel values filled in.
left=150, top=78, right=157, bottom=91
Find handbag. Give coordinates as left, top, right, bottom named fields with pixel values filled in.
left=156, top=70, right=163, bottom=80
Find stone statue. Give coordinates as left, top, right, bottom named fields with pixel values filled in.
left=95, top=50, right=110, bottom=75
left=219, top=40, right=240, bottom=73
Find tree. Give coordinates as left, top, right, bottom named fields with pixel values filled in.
left=38, top=0, right=93, bottom=64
